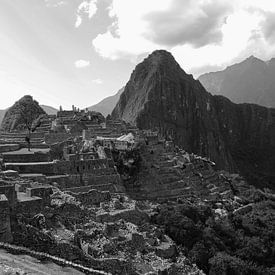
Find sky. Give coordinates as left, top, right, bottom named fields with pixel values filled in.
left=0, top=0, right=275, bottom=109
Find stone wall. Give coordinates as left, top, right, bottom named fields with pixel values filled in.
left=0, top=184, right=16, bottom=207
left=56, top=174, right=120, bottom=189
left=5, top=162, right=55, bottom=175
left=54, top=159, right=116, bottom=175
left=0, top=242, right=108, bottom=275
left=3, top=152, right=50, bottom=163
left=0, top=195, right=12, bottom=243
left=67, top=189, right=111, bottom=205
left=26, top=186, right=53, bottom=205
left=0, top=144, right=20, bottom=153
left=16, top=197, right=43, bottom=215
left=53, top=161, right=71, bottom=174
left=64, top=183, right=116, bottom=193
left=82, top=174, right=120, bottom=185
left=45, top=133, right=78, bottom=144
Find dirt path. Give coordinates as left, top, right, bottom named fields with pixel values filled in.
left=0, top=249, right=84, bottom=275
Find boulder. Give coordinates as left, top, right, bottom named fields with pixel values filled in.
left=155, top=241, right=177, bottom=259
left=129, top=232, right=146, bottom=251
left=69, top=189, right=111, bottom=205
left=96, top=207, right=149, bottom=225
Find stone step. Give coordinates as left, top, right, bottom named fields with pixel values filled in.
left=158, top=161, right=175, bottom=168
left=167, top=180, right=188, bottom=189
left=159, top=175, right=182, bottom=184
left=158, top=169, right=175, bottom=175
left=5, top=161, right=55, bottom=175
left=203, top=172, right=218, bottom=180
left=46, top=174, right=70, bottom=185
left=19, top=173, right=47, bottom=183
left=0, top=144, right=20, bottom=153
left=142, top=186, right=193, bottom=199
left=63, top=183, right=116, bottom=193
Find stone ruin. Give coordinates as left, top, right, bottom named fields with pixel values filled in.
left=0, top=109, right=139, bottom=198
left=0, top=106, right=270, bottom=274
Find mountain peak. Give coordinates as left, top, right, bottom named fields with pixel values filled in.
left=113, top=50, right=275, bottom=188
left=247, top=54, right=256, bottom=59
left=199, top=55, right=275, bottom=108
left=266, top=57, right=275, bottom=67
left=149, top=49, right=175, bottom=59
left=243, top=55, right=264, bottom=65
left=145, top=49, right=179, bottom=67
left=1, top=95, right=46, bottom=131
left=134, top=49, right=187, bottom=80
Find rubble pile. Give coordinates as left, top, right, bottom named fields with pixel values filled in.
left=9, top=188, right=204, bottom=274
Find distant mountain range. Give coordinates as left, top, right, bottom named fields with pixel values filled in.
left=90, top=55, right=275, bottom=115
left=41, top=105, right=58, bottom=115
left=87, top=87, right=124, bottom=116
left=199, top=56, right=275, bottom=108
left=0, top=88, right=124, bottom=125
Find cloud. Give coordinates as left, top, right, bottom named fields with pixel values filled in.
left=45, top=0, right=67, bottom=8
left=75, top=0, right=98, bottom=28
left=92, top=0, right=236, bottom=59
left=144, top=0, right=233, bottom=48
left=261, top=12, right=275, bottom=43
left=92, top=78, right=103, bottom=84
left=75, top=15, right=82, bottom=28
left=92, top=0, right=166, bottom=60
left=74, top=59, right=90, bottom=68
left=92, top=0, right=275, bottom=75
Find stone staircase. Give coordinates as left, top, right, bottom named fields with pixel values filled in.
left=0, top=116, right=53, bottom=149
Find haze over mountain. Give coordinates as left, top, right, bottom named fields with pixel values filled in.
left=40, top=105, right=58, bottom=116
left=112, top=50, right=275, bottom=187
left=88, top=87, right=124, bottom=116
left=199, top=56, right=275, bottom=108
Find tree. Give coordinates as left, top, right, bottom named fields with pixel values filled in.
left=18, top=104, right=42, bottom=151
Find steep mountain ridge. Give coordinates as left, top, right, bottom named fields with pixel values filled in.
left=40, top=105, right=58, bottom=115
left=198, top=56, right=275, bottom=108
left=112, top=50, right=275, bottom=187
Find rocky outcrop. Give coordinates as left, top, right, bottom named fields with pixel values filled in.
left=112, top=50, right=275, bottom=187
left=199, top=56, right=275, bottom=108
left=1, top=95, right=46, bottom=131
left=0, top=105, right=57, bottom=126
left=67, top=189, right=111, bottom=205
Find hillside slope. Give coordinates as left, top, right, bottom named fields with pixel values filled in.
left=41, top=105, right=58, bottom=115
left=112, top=50, right=275, bottom=187
left=198, top=56, right=275, bottom=108
left=88, top=87, right=124, bottom=116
